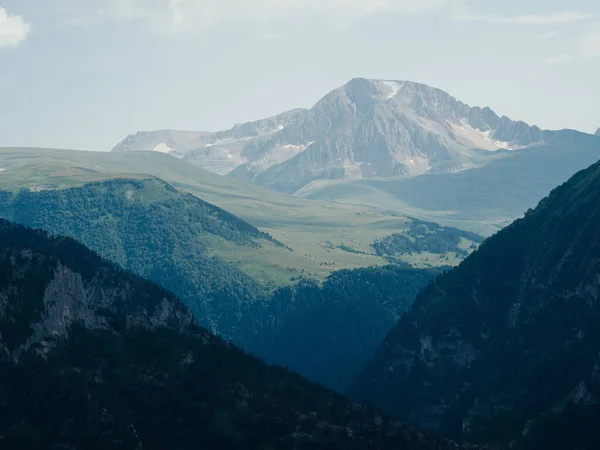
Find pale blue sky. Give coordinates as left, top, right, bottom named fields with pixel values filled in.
left=1, top=0, right=599, bottom=150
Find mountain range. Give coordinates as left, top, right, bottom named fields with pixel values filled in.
left=112, top=78, right=548, bottom=189
left=3, top=76, right=600, bottom=449
left=350, top=156, right=600, bottom=449
left=112, top=78, right=600, bottom=227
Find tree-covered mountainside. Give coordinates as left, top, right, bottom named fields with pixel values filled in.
left=0, top=178, right=274, bottom=336
left=247, top=266, right=439, bottom=392
left=0, top=179, right=436, bottom=392
left=0, top=219, right=493, bottom=450
left=350, top=159, right=600, bottom=449
left=372, top=220, right=483, bottom=260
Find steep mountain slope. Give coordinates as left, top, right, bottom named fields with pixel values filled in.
left=114, top=78, right=550, bottom=194
left=350, top=159, right=600, bottom=448
left=236, top=79, right=549, bottom=194
left=596, top=127, right=600, bottom=136
left=0, top=174, right=443, bottom=392
left=0, top=219, right=491, bottom=450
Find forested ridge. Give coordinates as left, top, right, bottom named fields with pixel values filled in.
left=373, top=219, right=484, bottom=259
left=0, top=179, right=436, bottom=391
left=0, top=218, right=494, bottom=450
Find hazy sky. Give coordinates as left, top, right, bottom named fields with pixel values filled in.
left=1, top=0, right=599, bottom=151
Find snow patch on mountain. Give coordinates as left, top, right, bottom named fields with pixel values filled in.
left=381, top=81, right=405, bottom=100
left=453, top=120, right=522, bottom=152
left=153, top=142, right=176, bottom=154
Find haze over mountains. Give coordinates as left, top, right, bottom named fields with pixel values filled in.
left=2, top=74, right=600, bottom=449
left=113, top=78, right=600, bottom=227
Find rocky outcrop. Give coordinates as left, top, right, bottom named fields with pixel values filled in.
left=350, top=159, right=600, bottom=449
left=0, top=226, right=195, bottom=363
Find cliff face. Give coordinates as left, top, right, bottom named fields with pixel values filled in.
left=351, top=159, right=600, bottom=448
left=0, top=223, right=195, bottom=363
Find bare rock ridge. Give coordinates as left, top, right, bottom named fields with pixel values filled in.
left=350, top=158, right=600, bottom=449
left=112, top=78, right=550, bottom=193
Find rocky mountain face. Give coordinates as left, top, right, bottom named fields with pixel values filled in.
left=596, top=127, right=600, bottom=136
left=0, top=218, right=496, bottom=450
left=0, top=220, right=195, bottom=363
left=112, top=78, right=551, bottom=194
left=350, top=159, right=600, bottom=449
left=112, top=109, right=309, bottom=176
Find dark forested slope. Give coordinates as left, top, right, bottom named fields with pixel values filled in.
left=351, top=159, right=600, bottom=449
left=248, top=266, right=439, bottom=392
left=0, top=219, right=490, bottom=450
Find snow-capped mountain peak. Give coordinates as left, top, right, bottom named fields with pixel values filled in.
left=112, top=78, right=552, bottom=193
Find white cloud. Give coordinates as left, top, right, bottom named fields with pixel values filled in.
left=580, top=22, right=600, bottom=58
left=546, top=54, right=575, bottom=64
left=0, top=6, right=31, bottom=48
left=100, top=0, right=448, bottom=33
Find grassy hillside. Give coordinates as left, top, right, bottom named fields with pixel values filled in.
left=0, top=147, right=477, bottom=270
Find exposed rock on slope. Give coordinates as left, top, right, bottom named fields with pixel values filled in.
left=112, top=108, right=308, bottom=175
left=351, top=159, right=600, bottom=449
left=0, top=219, right=195, bottom=363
